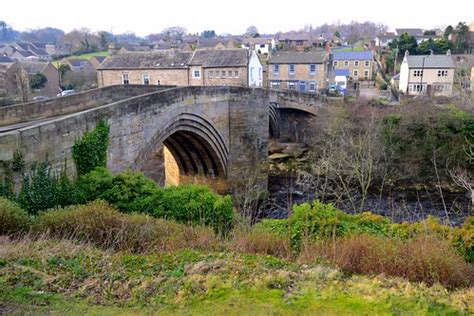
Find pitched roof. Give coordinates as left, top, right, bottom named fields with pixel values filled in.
left=98, top=51, right=193, bottom=69
left=30, top=47, right=49, bottom=56
left=0, top=56, right=13, bottom=63
left=68, top=59, right=91, bottom=68
left=244, top=37, right=273, bottom=46
left=377, top=32, right=396, bottom=40
left=14, top=50, right=35, bottom=58
left=120, top=45, right=153, bottom=52
left=18, top=61, right=49, bottom=74
left=189, top=49, right=248, bottom=67
left=396, top=28, right=424, bottom=36
left=333, top=51, right=374, bottom=60
left=278, top=33, right=310, bottom=41
left=16, top=42, right=31, bottom=50
left=93, top=56, right=107, bottom=63
left=405, top=54, right=455, bottom=68
left=267, top=51, right=326, bottom=64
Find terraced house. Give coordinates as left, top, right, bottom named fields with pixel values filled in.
left=399, top=50, right=455, bottom=96
left=188, top=49, right=262, bottom=87
left=97, top=49, right=262, bottom=88
left=97, top=50, right=193, bottom=87
left=267, top=51, right=330, bottom=93
left=332, top=51, right=374, bottom=81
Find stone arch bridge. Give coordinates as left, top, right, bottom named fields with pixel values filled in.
left=0, top=85, right=326, bottom=193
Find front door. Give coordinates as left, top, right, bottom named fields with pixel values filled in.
left=299, top=81, right=306, bottom=92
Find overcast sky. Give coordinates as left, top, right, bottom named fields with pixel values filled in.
left=3, top=0, right=473, bottom=36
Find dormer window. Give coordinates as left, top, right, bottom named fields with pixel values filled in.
left=193, top=70, right=201, bottom=78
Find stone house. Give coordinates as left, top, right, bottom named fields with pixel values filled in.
left=332, top=51, right=374, bottom=81
left=277, top=33, right=312, bottom=52
left=97, top=50, right=193, bottom=87
left=0, top=60, right=28, bottom=98
left=267, top=51, right=331, bottom=92
left=19, top=61, right=60, bottom=96
left=374, top=32, right=396, bottom=50
left=60, top=58, right=95, bottom=72
left=242, top=37, right=275, bottom=55
left=188, top=49, right=263, bottom=87
left=97, top=49, right=263, bottom=88
left=399, top=50, right=455, bottom=96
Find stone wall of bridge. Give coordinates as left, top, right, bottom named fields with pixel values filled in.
left=0, top=86, right=269, bottom=193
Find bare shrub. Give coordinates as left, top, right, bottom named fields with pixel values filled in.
left=230, top=229, right=292, bottom=260
left=32, top=200, right=218, bottom=253
left=298, top=234, right=474, bottom=289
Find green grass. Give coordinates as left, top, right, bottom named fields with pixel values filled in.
left=0, top=239, right=471, bottom=315
left=51, top=51, right=108, bottom=67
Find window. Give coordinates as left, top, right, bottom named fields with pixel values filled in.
left=228, top=70, right=233, bottom=78
left=438, top=70, right=448, bottom=77
left=309, top=64, right=316, bottom=75
left=309, top=82, right=316, bottom=92
left=221, top=70, right=226, bottom=78
left=413, top=70, right=423, bottom=77
left=410, top=84, right=426, bottom=93
left=289, top=64, right=295, bottom=75
left=258, top=69, right=262, bottom=79
left=271, top=81, right=280, bottom=89
left=122, top=73, right=129, bottom=85
left=353, top=70, right=359, bottom=77
left=333, top=60, right=338, bottom=67
left=209, top=70, right=214, bottom=78
left=142, top=74, right=150, bottom=85
left=364, top=70, right=369, bottom=78
left=365, top=60, right=370, bottom=67
left=273, top=64, right=279, bottom=75
left=235, top=70, right=239, bottom=78
left=193, top=70, right=201, bottom=78
left=354, top=60, right=359, bottom=67
left=288, top=82, right=296, bottom=90
left=344, top=60, right=349, bottom=67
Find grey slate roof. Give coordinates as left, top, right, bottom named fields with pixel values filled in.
left=189, top=49, right=248, bottom=67
left=396, top=28, right=424, bottom=36
left=30, top=47, right=49, bottom=56
left=19, top=61, right=48, bottom=74
left=98, top=51, right=193, bottom=69
left=68, top=59, right=90, bottom=68
left=405, top=54, right=455, bottom=68
left=94, top=56, right=107, bottom=63
left=267, top=51, right=326, bottom=64
left=333, top=51, right=374, bottom=60
left=0, top=56, right=13, bottom=63
left=16, top=43, right=31, bottom=50
left=278, top=33, right=310, bottom=41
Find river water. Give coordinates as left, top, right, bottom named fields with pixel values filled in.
left=261, top=174, right=472, bottom=226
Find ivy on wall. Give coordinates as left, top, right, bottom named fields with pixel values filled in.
left=72, top=120, right=110, bottom=176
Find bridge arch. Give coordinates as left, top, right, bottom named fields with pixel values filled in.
left=134, top=113, right=228, bottom=187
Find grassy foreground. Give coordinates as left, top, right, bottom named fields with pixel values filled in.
left=1, top=239, right=472, bottom=315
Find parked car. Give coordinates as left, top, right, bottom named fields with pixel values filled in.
left=57, top=90, right=76, bottom=97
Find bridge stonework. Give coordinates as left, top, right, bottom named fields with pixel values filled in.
left=0, top=86, right=270, bottom=193
left=0, top=86, right=325, bottom=194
